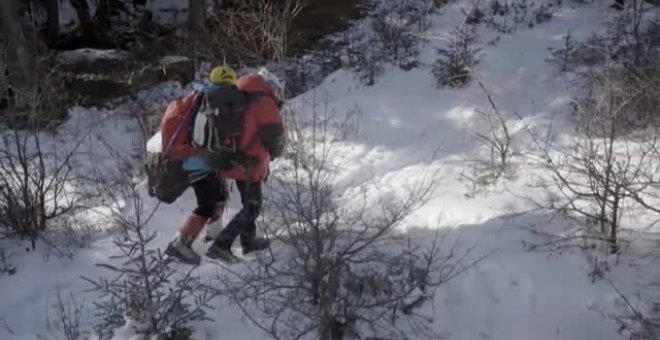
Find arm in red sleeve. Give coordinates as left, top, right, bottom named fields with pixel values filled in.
left=253, top=97, right=285, bottom=159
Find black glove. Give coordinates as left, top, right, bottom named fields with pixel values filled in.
left=200, top=151, right=230, bottom=170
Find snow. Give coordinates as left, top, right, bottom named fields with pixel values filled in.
left=146, top=131, right=162, bottom=153
left=144, top=0, right=189, bottom=27
left=160, top=55, right=191, bottom=65
left=3, top=1, right=660, bottom=340
left=431, top=215, right=627, bottom=340
left=55, top=49, right=133, bottom=65
left=57, top=0, right=184, bottom=35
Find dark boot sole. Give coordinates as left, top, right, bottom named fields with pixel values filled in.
left=242, top=247, right=269, bottom=255
left=165, top=247, right=201, bottom=266
left=242, top=241, right=271, bottom=255
left=206, top=249, right=241, bottom=264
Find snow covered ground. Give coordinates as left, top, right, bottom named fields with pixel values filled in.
left=2, top=0, right=660, bottom=339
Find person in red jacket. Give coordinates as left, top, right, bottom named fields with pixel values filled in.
left=161, top=66, right=238, bottom=265
left=163, top=66, right=284, bottom=265
left=205, top=67, right=285, bottom=263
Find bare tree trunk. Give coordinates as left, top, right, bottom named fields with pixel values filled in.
left=94, top=0, right=113, bottom=42
left=40, top=0, right=60, bottom=44
left=0, top=0, right=35, bottom=107
left=610, top=185, right=620, bottom=254
left=188, top=0, right=206, bottom=35
left=70, top=0, right=93, bottom=40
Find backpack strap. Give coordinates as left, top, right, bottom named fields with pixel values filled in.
left=244, top=91, right=267, bottom=105
left=188, top=91, right=211, bottom=150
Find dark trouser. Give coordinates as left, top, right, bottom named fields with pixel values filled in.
left=191, top=173, right=229, bottom=218
left=213, top=180, right=262, bottom=249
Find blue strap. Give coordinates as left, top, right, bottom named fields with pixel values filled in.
left=192, top=80, right=218, bottom=93
left=183, top=156, right=213, bottom=183
left=183, top=156, right=211, bottom=172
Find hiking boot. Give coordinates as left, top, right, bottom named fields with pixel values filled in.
left=165, top=234, right=201, bottom=265
left=206, top=244, right=241, bottom=264
left=165, top=214, right=208, bottom=265
left=241, top=237, right=270, bottom=255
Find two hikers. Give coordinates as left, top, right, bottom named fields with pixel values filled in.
left=161, top=65, right=285, bottom=265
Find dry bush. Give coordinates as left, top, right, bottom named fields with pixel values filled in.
left=610, top=283, right=660, bottom=340
left=0, top=248, right=16, bottom=276
left=432, top=25, right=480, bottom=88
left=607, top=0, right=660, bottom=69
left=546, top=10, right=660, bottom=129
left=1, top=1, right=76, bottom=127
left=518, top=62, right=660, bottom=282
left=0, top=95, right=90, bottom=252
left=45, top=290, right=84, bottom=340
left=0, top=13, right=100, bottom=258
left=371, top=0, right=432, bottom=69
left=344, top=0, right=434, bottom=85
left=1, top=54, right=74, bottom=129
left=198, top=0, right=303, bottom=67
left=549, top=3, right=660, bottom=87
left=461, top=80, right=516, bottom=196
left=589, top=66, right=660, bottom=130
left=546, top=30, right=578, bottom=74
left=566, top=29, right=660, bottom=133
left=517, top=4, right=660, bottom=269
left=445, top=12, right=515, bottom=194
left=0, top=40, right=9, bottom=111
left=81, top=146, right=217, bottom=340
left=280, top=48, right=342, bottom=99
left=464, top=4, right=486, bottom=25
left=213, top=92, right=479, bottom=340
left=484, top=0, right=558, bottom=34
left=580, top=6, right=660, bottom=128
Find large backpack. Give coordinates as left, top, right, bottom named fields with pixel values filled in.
left=144, top=84, right=263, bottom=203
left=190, top=83, right=265, bottom=170
left=144, top=148, right=189, bottom=204
left=144, top=92, right=202, bottom=204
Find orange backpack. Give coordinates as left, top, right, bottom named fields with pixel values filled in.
left=144, top=92, right=202, bottom=203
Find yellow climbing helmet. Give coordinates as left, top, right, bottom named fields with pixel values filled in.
left=209, top=65, right=237, bottom=84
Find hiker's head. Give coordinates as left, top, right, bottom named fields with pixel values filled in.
left=203, top=82, right=243, bottom=118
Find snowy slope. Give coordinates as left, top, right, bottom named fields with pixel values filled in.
left=2, top=1, right=659, bottom=339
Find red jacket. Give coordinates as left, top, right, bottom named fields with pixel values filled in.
left=221, top=74, right=284, bottom=182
